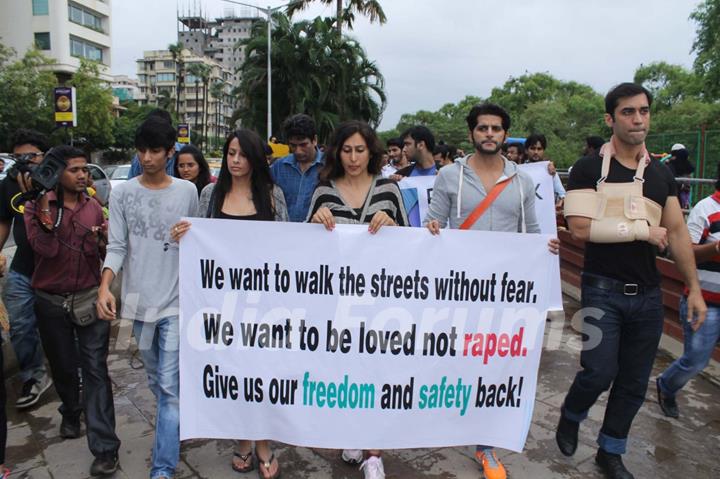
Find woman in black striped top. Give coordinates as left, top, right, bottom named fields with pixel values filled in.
left=307, top=120, right=407, bottom=477
left=307, top=120, right=408, bottom=232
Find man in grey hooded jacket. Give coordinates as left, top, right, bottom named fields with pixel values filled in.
left=426, top=103, right=543, bottom=235
left=425, top=102, right=559, bottom=479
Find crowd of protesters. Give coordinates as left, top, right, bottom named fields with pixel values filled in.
left=0, top=82, right=715, bottom=479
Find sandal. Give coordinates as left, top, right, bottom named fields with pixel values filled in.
left=232, top=450, right=255, bottom=473
left=257, top=452, right=280, bottom=479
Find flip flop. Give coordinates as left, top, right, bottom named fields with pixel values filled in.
left=257, top=452, right=280, bottom=479
left=232, top=450, right=255, bottom=473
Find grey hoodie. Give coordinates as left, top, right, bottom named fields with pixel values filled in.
left=424, top=155, right=540, bottom=233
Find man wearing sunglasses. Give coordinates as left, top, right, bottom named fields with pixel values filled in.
left=0, top=129, right=52, bottom=411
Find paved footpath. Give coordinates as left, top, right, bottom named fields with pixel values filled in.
left=4, top=296, right=720, bottom=478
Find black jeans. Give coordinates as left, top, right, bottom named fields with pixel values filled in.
left=561, top=274, right=664, bottom=454
left=0, top=342, right=6, bottom=465
left=34, top=294, right=120, bottom=457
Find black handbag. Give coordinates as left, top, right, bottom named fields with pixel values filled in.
left=36, top=287, right=98, bottom=327
left=67, top=287, right=99, bottom=326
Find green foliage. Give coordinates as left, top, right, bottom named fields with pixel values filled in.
left=69, top=59, right=115, bottom=149
left=236, top=14, right=386, bottom=142
left=187, top=62, right=211, bottom=149
left=634, top=62, right=705, bottom=110
left=691, top=0, right=720, bottom=100
left=388, top=74, right=606, bottom=167
left=113, top=103, right=158, bottom=150
left=0, top=47, right=57, bottom=150
left=287, top=0, right=387, bottom=36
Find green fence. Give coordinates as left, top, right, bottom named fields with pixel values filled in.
left=645, top=129, right=720, bottom=207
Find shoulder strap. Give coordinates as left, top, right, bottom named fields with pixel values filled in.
left=459, top=177, right=512, bottom=230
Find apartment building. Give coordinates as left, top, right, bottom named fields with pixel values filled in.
left=178, top=11, right=257, bottom=87
left=136, top=49, right=234, bottom=140
left=0, top=0, right=112, bottom=81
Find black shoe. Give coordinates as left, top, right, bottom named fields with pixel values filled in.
left=595, top=449, right=634, bottom=479
left=556, top=413, right=579, bottom=456
left=90, top=452, right=119, bottom=476
left=60, top=416, right=81, bottom=439
left=656, top=378, right=679, bottom=418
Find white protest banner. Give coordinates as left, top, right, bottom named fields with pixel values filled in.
left=179, top=220, right=555, bottom=451
left=518, top=161, right=564, bottom=311
left=398, top=175, right=436, bottom=227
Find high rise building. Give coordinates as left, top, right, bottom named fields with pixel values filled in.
left=0, top=0, right=112, bottom=81
left=136, top=49, right=234, bottom=143
left=178, top=7, right=258, bottom=88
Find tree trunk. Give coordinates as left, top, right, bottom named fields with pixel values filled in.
left=203, top=80, right=208, bottom=149
left=195, top=80, right=200, bottom=146
left=336, top=0, right=343, bottom=36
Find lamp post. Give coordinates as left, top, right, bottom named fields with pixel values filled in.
left=222, top=0, right=301, bottom=140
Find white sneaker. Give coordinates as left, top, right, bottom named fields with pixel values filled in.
left=341, top=449, right=364, bottom=464
left=360, top=456, right=385, bottom=479
left=16, top=373, right=53, bottom=410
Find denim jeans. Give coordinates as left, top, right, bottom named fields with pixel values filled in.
left=2, top=270, right=46, bottom=384
left=133, top=317, right=180, bottom=479
left=658, top=296, right=720, bottom=397
left=562, top=274, right=664, bottom=455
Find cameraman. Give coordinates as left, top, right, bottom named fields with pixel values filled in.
left=24, top=146, right=120, bottom=476
left=0, top=129, right=52, bottom=410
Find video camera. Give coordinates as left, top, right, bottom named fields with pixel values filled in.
left=8, top=148, right=67, bottom=199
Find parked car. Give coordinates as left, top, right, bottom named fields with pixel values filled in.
left=109, top=164, right=131, bottom=189
left=87, top=164, right=111, bottom=205
left=102, top=164, right=120, bottom=179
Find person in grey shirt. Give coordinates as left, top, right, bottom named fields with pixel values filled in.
left=425, top=102, right=559, bottom=479
left=97, top=117, right=198, bottom=479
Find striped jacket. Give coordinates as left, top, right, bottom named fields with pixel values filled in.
left=306, top=175, right=408, bottom=226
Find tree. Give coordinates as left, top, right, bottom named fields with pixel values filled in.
left=287, top=0, right=386, bottom=36
left=634, top=62, right=705, bottom=110
left=0, top=45, right=57, bottom=150
left=168, top=42, right=185, bottom=117
left=113, top=103, right=156, bottom=149
left=236, top=14, right=386, bottom=142
left=187, top=62, right=211, bottom=150
left=691, top=0, right=720, bottom=100
left=157, top=89, right=174, bottom=112
left=386, top=73, right=606, bottom=168
left=209, top=80, right=225, bottom=150
left=68, top=59, right=115, bottom=150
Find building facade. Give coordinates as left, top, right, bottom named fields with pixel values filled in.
left=0, top=0, right=112, bottom=81
left=111, top=75, right=141, bottom=102
left=178, top=11, right=257, bottom=88
left=135, top=49, right=234, bottom=143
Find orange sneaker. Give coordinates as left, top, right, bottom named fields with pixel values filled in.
left=475, top=448, right=507, bottom=479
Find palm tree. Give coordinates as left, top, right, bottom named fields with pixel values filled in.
left=187, top=62, right=211, bottom=149
left=236, top=14, right=386, bottom=141
left=168, top=42, right=185, bottom=118
left=209, top=80, right=225, bottom=149
left=157, top=89, right=174, bottom=112
left=286, top=0, right=386, bottom=36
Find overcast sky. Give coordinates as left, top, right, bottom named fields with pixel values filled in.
left=112, top=0, right=703, bottom=130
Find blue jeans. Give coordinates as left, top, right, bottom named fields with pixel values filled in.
left=658, top=296, right=720, bottom=397
left=2, top=270, right=45, bottom=384
left=562, top=274, right=664, bottom=455
left=133, top=317, right=180, bottom=479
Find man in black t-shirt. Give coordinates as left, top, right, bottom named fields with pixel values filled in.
left=555, top=84, right=706, bottom=479
left=0, top=130, right=52, bottom=410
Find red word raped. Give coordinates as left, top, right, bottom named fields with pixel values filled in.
left=462, top=328, right=527, bottom=364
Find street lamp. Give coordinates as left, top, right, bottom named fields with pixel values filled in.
left=223, top=0, right=301, bottom=140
